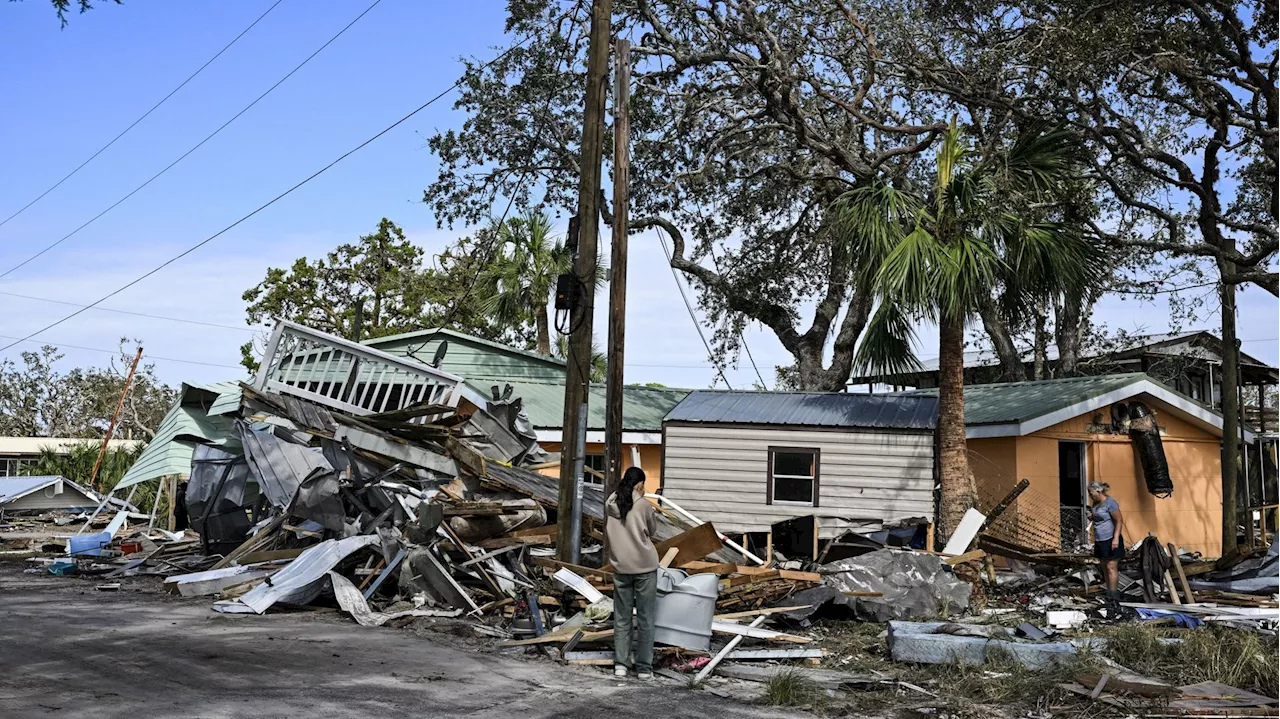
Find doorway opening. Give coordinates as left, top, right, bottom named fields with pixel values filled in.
left=1058, top=441, right=1088, bottom=549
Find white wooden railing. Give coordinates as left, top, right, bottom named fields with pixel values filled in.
left=253, top=321, right=464, bottom=416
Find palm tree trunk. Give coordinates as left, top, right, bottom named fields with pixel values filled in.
left=535, top=307, right=551, bottom=356
left=937, top=312, right=975, bottom=537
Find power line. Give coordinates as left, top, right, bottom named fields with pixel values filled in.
left=705, top=241, right=767, bottom=388
left=0, top=290, right=255, bottom=333
left=655, top=226, right=733, bottom=389
left=0, top=0, right=286, bottom=231
left=0, top=26, right=544, bottom=355
left=0, top=0, right=382, bottom=280
left=0, top=334, right=243, bottom=370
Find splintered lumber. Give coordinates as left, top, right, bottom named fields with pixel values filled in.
left=714, top=605, right=813, bottom=621
left=777, top=569, right=821, bottom=582
left=944, top=550, right=987, bottom=566
left=603, top=522, right=723, bottom=571
left=724, top=570, right=780, bottom=587
left=680, top=561, right=737, bottom=575
left=530, top=557, right=613, bottom=578
left=980, top=478, right=1030, bottom=531
left=477, top=535, right=551, bottom=549
left=1167, top=542, right=1195, bottom=604
left=1074, top=674, right=1178, bottom=698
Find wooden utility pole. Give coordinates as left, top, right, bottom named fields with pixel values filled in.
left=557, top=0, right=612, bottom=562
left=603, top=38, right=631, bottom=552
left=1219, top=254, right=1240, bottom=556
left=88, top=346, right=143, bottom=492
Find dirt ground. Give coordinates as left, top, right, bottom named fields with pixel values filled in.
left=0, top=560, right=810, bottom=719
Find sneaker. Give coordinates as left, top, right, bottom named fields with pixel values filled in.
left=636, top=671, right=654, bottom=681
left=614, top=665, right=628, bottom=678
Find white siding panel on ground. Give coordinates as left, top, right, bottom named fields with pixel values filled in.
left=662, top=423, right=935, bottom=536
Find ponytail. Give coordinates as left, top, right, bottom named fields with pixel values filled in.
left=616, top=467, right=646, bottom=521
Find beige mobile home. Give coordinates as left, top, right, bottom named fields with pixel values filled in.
left=660, top=391, right=938, bottom=539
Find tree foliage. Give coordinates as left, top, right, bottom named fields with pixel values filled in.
left=240, top=218, right=537, bottom=371
left=0, top=340, right=174, bottom=440
left=21, top=442, right=145, bottom=496
left=425, top=0, right=962, bottom=390
left=478, top=211, right=575, bottom=356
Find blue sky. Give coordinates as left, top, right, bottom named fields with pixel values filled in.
left=1, top=0, right=1276, bottom=391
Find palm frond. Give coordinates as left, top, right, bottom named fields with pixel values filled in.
left=851, top=302, right=923, bottom=378
left=833, top=182, right=922, bottom=281
left=877, top=224, right=945, bottom=314
left=997, top=123, right=1082, bottom=197
left=936, top=233, right=1003, bottom=321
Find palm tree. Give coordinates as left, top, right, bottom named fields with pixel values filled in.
left=555, top=334, right=607, bottom=383
left=478, top=212, right=569, bottom=356
left=837, top=122, right=1103, bottom=535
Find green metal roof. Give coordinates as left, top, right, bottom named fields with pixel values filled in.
left=903, top=372, right=1152, bottom=426
left=115, top=382, right=242, bottom=489
left=467, top=380, right=690, bottom=433
left=366, top=328, right=566, bottom=383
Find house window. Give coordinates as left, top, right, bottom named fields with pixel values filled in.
left=582, top=453, right=606, bottom=486
left=768, top=447, right=819, bottom=506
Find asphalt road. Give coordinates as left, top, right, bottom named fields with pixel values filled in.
left=0, top=561, right=810, bottom=719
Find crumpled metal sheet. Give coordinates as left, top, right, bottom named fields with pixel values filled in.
left=328, top=571, right=460, bottom=627
left=214, top=535, right=379, bottom=614
left=291, top=469, right=345, bottom=531
left=820, top=549, right=971, bottom=621
left=239, top=422, right=332, bottom=509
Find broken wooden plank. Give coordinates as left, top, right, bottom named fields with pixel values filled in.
left=659, top=547, right=680, bottom=568
left=1167, top=543, right=1195, bottom=604
left=477, top=535, right=551, bottom=549
left=714, top=605, right=812, bottom=621
left=944, top=549, right=987, bottom=566
left=695, top=616, right=766, bottom=682
left=777, top=569, right=822, bottom=582
left=529, top=556, right=612, bottom=578
left=680, top=560, right=737, bottom=575
left=723, top=570, right=780, bottom=587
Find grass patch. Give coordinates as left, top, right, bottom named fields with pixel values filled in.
left=1102, top=623, right=1279, bottom=697
left=763, top=668, right=828, bottom=708
left=929, top=647, right=1107, bottom=706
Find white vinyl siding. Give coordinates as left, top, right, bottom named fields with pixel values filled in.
left=662, top=424, right=934, bottom=536
left=1, top=483, right=98, bottom=512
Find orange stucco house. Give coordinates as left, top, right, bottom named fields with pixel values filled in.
left=910, top=373, right=1251, bottom=558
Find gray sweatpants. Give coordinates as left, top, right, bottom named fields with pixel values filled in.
left=613, top=570, right=657, bottom=672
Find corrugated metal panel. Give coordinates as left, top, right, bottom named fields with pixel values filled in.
left=467, top=380, right=690, bottom=432
left=904, top=373, right=1147, bottom=426
left=665, top=391, right=937, bottom=431
left=661, top=424, right=935, bottom=536
left=367, top=329, right=568, bottom=383
left=115, top=383, right=240, bottom=490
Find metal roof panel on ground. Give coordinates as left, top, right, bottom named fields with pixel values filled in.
left=465, top=380, right=690, bottom=432
left=665, top=391, right=938, bottom=430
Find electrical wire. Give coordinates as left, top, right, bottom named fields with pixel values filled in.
left=0, top=333, right=243, bottom=370
left=0, top=290, right=254, bottom=333
left=0, top=0, right=382, bottom=280
left=0, top=25, right=545, bottom=354
left=705, top=241, right=767, bottom=388
left=655, top=226, right=733, bottom=389
left=0, top=0, right=286, bottom=231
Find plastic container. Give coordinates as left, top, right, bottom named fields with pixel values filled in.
left=68, top=531, right=112, bottom=557
left=653, top=567, right=719, bottom=651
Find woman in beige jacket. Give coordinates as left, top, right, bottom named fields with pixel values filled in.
left=605, top=467, right=658, bottom=679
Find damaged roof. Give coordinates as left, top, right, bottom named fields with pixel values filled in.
left=466, top=380, right=690, bottom=433
left=902, top=372, right=1251, bottom=440
left=665, top=391, right=938, bottom=431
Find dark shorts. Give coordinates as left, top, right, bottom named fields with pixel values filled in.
left=1095, top=536, right=1125, bottom=561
